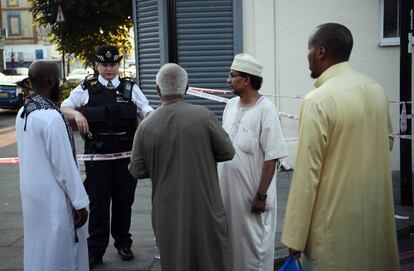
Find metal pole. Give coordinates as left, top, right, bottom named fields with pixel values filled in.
left=400, top=0, right=413, bottom=206
left=62, top=49, right=66, bottom=82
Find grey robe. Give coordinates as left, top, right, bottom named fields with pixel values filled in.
left=129, top=101, right=235, bottom=271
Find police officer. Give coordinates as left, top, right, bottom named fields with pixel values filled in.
left=61, top=45, right=153, bottom=269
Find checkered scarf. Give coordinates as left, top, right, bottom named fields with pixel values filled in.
left=20, top=92, right=77, bottom=166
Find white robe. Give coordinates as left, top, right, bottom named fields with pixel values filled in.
left=218, top=96, right=288, bottom=271
left=16, top=108, right=90, bottom=271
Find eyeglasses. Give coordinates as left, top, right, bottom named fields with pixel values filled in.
left=228, top=73, right=243, bottom=79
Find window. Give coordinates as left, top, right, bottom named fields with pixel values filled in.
left=7, top=13, right=21, bottom=36
left=381, top=0, right=414, bottom=47
left=380, top=0, right=400, bottom=46
left=7, top=0, right=18, bottom=7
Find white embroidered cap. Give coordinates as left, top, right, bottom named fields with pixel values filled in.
left=230, top=53, right=263, bottom=77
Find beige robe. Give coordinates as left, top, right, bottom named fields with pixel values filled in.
left=128, top=101, right=235, bottom=271
left=281, top=62, right=399, bottom=271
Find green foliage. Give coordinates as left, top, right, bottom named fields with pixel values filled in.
left=59, top=81, right=79, bottom=102
left=30, top=0, right=133, bottom=66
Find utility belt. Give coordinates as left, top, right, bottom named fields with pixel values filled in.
left=83, top=131, right=133, bottom=153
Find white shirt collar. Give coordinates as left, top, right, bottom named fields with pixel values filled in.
left=98, top=75, right=120, bottom=88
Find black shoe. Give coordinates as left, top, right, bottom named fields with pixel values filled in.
left=118, top=247, right=134, bottom=261
left=89, top=256, right=103, bottom=270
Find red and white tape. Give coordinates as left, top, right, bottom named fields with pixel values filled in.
left=285, top=137, right=299, bottom=145
left=190, top=88, right=413, bottom=106
left=190, top=87, right=233, bottom=95
left=0, top=151, right=132, bottom=165
left=0, top=157, right=19, bottom=165
left=188, top=87, right=300, bottom=121
left=76, top=151, right=131, bottom=161
left=187, top=88, right=229, bottom=103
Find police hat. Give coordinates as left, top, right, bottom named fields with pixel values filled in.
left=95, top=45, right=123, bottom=63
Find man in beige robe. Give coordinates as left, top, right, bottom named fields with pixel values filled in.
left=281, top=23, right=399, bottom=270
left=128, top=63, right=235, bottom=271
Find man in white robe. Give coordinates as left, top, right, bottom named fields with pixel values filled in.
left=16, top=60, right=90, bottom=271
left=218, top=54, right=288, bottom=271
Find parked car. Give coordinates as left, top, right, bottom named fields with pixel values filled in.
left=0, top=72, right=24, bottom=109
left=2, top=67, right=29, bottom=84
left=66, top=68, right=94, bottom=83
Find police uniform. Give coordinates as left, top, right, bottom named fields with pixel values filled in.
left=61, top=45, right=153, bottom=265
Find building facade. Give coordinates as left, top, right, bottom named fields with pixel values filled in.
left=1, top=0, right=59, bottom=70
left=133, top=0, right=408, bottom=170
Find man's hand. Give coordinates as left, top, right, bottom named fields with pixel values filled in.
left=251, top=197, right=266, bottom=214
left=288, top=248, right=301, bottom=259
left=74, top=111, right=89, bottom=133
left=73, top=208, right=88, bottom=228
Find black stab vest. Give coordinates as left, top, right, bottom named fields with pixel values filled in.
left=83, top=77, right=138, bottom=151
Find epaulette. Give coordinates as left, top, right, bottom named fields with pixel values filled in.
left=120, top=77, right=136, bottom=84
left=121, top=77, right=137, bottom=100
left=81, top=75, right=98, bottom=90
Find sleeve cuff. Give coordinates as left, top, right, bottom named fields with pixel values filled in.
left=72, top=196, right=90, bottom=210
left=265, top=150, right=288, bottom=161
left=140, top=105, right=154, bottom=119
left=60, top=98, right=75, bottom=108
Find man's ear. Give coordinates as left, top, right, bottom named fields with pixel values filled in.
left=243, top=75, right=251, bottom=87
left=47, top=76, right=55, bottom=87
left=155, top=84, right=161, bottom=97
left=318, top=46, right=327, bottom=60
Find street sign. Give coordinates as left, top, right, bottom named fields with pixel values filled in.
left=56, top=5, right=65, bottom=24
left=35, top=49, right=44, bottom=60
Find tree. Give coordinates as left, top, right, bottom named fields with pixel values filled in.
left=30, top=0, right=133, bottom=66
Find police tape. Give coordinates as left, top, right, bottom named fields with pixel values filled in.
left=279, top=112, right=300, bottom=120
left=285, top=137, right=299, bottom=145
left=393, top=134, right=413, bottom=140
left=187, top=87, right=301, bottom=121
left=187, top=88, right=230, bottom=103
left=189, top=87, right=233, bottom=95
left=0, top=151, right=132, bottom=165
left=190, top=86, right=414, bottom=105
left=77, top=151, right=131, bottom=161
left=1, top=133, right=411, bottom=165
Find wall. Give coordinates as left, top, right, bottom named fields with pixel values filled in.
left=2, top=0, right=34, bottom=42
left=242, top=0, right=409, bottom=170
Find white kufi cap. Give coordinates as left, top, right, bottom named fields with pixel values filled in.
left=230, top=53, right=263, bottom=77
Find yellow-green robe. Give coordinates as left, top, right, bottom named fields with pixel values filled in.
left=281, top=62, right=399, bottom=271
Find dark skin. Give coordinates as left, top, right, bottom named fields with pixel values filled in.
left=29, top=61, right=89, bottom=228
left=226, top=70, right=278, bottom=214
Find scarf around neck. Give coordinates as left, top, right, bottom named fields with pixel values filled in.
left=20, top=92, right=77, bottom=166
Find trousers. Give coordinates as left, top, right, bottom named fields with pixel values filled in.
left=84, top=156, right=137, bottom=258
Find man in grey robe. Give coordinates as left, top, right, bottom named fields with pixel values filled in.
left=129, top=63, right=235, bottom=271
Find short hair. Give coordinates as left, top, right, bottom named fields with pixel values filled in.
left=312, top=23, right=353, bottom=62
left=28, top=60, right=59, bottom=85
left=156, top=63, right=188, bottom=98
left=238, top=71, right=263, bottom=91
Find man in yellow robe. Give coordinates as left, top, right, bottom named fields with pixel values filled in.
left=281, top=23, right=399, bottom=270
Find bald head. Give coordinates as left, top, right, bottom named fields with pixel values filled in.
left=29, top=61, right=59, bottom=86
left=311, top=23, right=353, bottom=62
left=29, top=60, right=60, bottom=101
left=156, top=63, right=188, bottom=98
